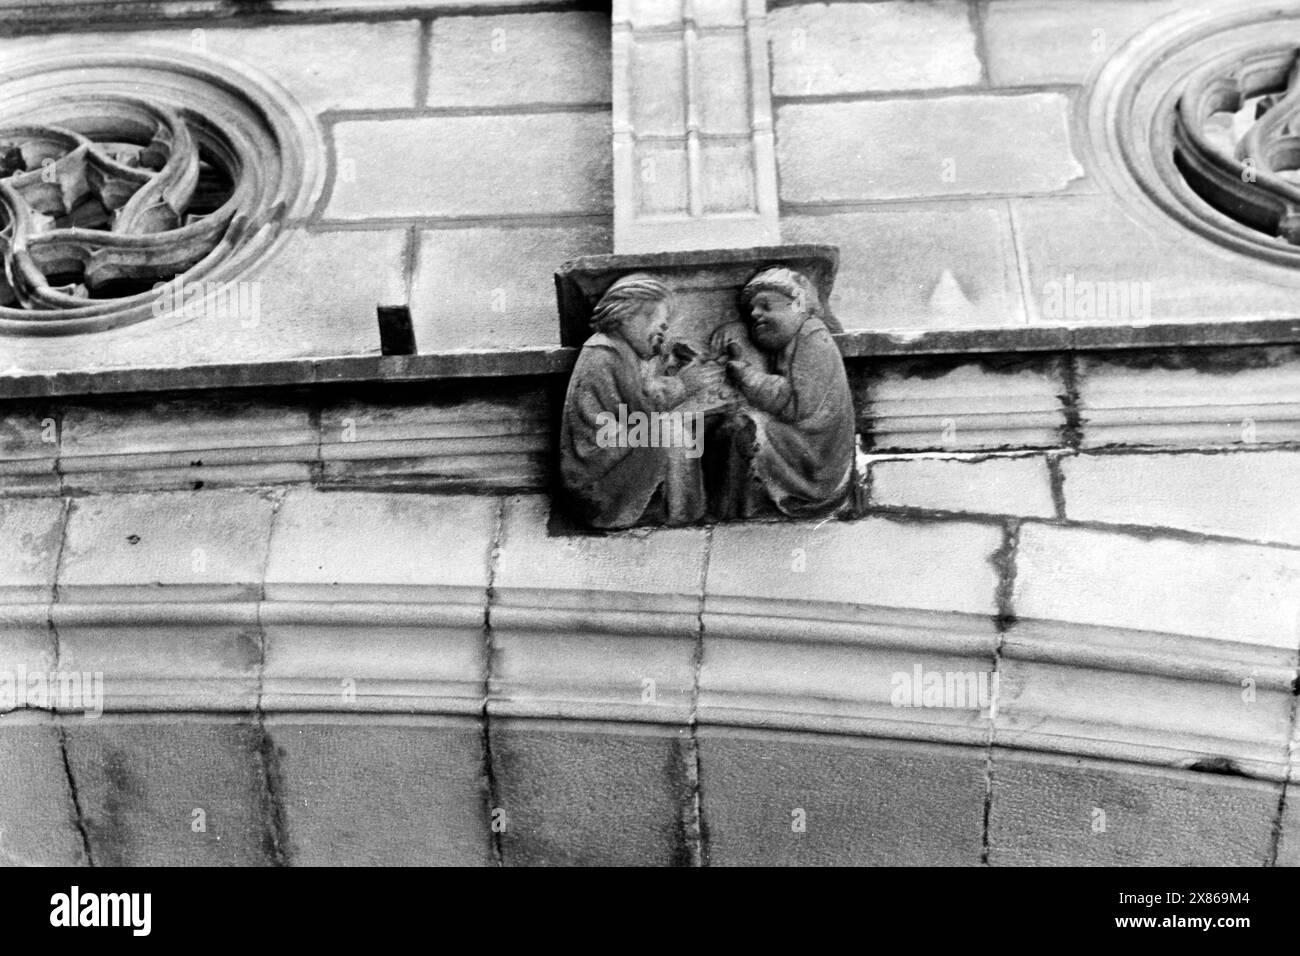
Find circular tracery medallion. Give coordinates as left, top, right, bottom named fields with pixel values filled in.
left=1086, top=5, right=1300, bottom=274
left=0, top=51, right=320, bottom=335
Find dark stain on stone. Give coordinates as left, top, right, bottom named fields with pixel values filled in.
left=667, top=735, right=696, bottom=868
left=125, top=534, right=140, bottom=545
left=865, top=351, right=1058, bottom=383
left=1080, top=344, right=1300, bottom=375
left=1186, top=756, right=1248, bottom=777
left=224, top=0, right=276, bottom=16
left=84, top=748, right=139, bottom=867
left=20, top=517, right=64, bottom=569
left=255, top=726, right=291, bottom=867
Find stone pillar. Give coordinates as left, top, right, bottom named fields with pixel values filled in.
left=612, top=0, right=780, bottom=253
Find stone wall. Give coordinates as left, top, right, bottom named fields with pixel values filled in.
left=2, top=0, right=1299, bottom=867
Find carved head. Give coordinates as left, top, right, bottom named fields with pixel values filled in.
left=590, top=272, right=676, bottom=360
left=741, top=267, right=821, bottom=351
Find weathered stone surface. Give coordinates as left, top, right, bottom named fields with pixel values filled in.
left=494, top=495, right=707, bottom=605
left=627, top=0, right=746, bottom=28
left=260, top=489, right=496, bottom=715
left=700, top=515, right=1001, bottom=742
left=0, top=0, right=586, bottom=23
left=58, top=490, right=278, bottom=604
left=1275, top=786, right=1300, bottom=866
left=1013, top=523, right=1300, bottom=650
left=0, top=403, right=58, bottom=496
left=784, top=207, right=1026, bottom=329
left=984, top=0, right=1182, bottom=87
left=699, top=728, right=986, bottom=865
left=706, top=515, right=1001, bottom=618
left=1061, top=450, right=1300, bottom=544
left=266, top=715, right=491, bottom=866
left=0, top=606, right=56, bottom=685
left=777, top=94, right=1083, bottom=204
left=988, top=749, right=1280, bottom=865
left=0, top=715, right=87, bottom=866
left=3, top=229, right=408, bottom=373
left=59, top=394, right=316, bottom=494
left=1012, top=196, right=1300, bottom=326
left=865, top=357, right=1066, bottom=452
left=994, top=655, right=1293, bottom=780
left=428, top=12, right=610, bottom=107
left=50, top=490, right=267, bottom=711
left=409, top=224, right=610, bottom=349
left=0, top=21, right=422, bottom=113
left=248, top=230, right=408, bottom=356
left=62, top=716, right=277, bottom=866
left=490, top=718, right=695, bottom=866
left=262, top=610, right=485, bottom=715
left=869, top=454, right=1055, bottom=517
left=327, top=114, right=612, bottom=220
left=319, top=383, right=552, bottom=491
left=1075, top=349, right=1300, bottom=448
left=264, top=490, right=496, bottom=604
left=0, top=498, right=64, bottom=602
left=55, top=611, right=261, bottom=713
left=491, top=495, right=706, bottom=722
left=770, top=1, right=980, bottom=96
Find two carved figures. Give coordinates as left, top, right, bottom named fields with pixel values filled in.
left=561, top=267, right=855, bottom=529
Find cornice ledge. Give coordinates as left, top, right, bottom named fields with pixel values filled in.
left=0, top=0, right=542, bottom=32
left=702, top=599, right=998, bottom=657
left=9, top=319, right=1300, bottom=401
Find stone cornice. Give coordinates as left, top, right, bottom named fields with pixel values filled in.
left=0, top=1, right=586, bottom=33
left=8, top=337, right=1300, bottom=497
left=6, top=318, right=1300, bottom=400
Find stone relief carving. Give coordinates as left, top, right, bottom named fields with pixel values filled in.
left=705, top=267, right=855, bottom=520
left=560, top=261, right=854, bottom=529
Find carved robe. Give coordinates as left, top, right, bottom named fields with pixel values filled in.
left=710, top=316, right=854, bottom=519
left=560, top=332, right=705, bottom=529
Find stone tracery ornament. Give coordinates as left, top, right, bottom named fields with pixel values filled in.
left=1175, top=50, right=1300, bottom=245
left=0, top=96, right=245, bottom=313
left=1085, top=6, right=1300, bottom=271
left=0, top=50, right=320, bottom=336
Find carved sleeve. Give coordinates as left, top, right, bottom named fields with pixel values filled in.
left=727, top=360, right=793, bottom=417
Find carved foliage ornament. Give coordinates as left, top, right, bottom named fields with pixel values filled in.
left=0, top=52, right=319, bottom=335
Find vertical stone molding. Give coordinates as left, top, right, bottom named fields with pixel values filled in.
left=612, top=0, right=780, bottom=253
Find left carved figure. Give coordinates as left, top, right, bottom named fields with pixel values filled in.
left=560, top=273, right=717, bottom=529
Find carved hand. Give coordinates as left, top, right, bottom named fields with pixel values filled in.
left=709, top=321, right=750, bottom=359
left=678, top=359, right=726, bottom=396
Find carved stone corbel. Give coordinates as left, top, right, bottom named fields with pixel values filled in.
left=555, top=246, right=855, bottom=529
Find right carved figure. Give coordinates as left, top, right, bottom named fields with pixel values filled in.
left=706, top=267, right=855, bottom=519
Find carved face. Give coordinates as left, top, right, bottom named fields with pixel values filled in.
left=621, top=299, right=672, bottom=360
left=747, top=290, right=803, bottom=351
